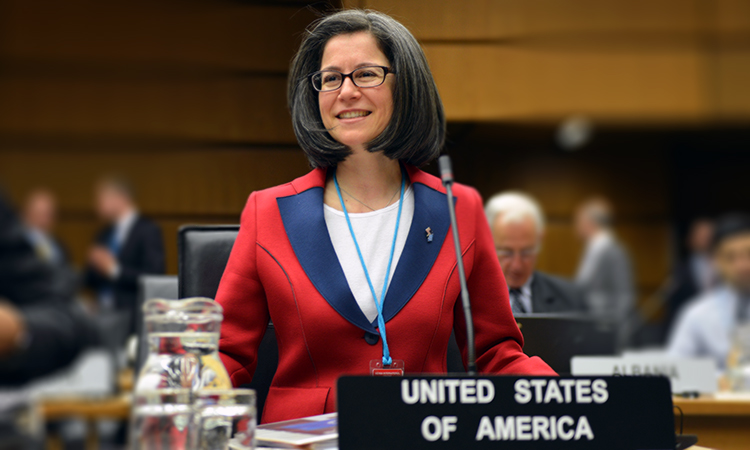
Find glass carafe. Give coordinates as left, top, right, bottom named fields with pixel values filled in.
left=136, top=297, right=232, bottom=392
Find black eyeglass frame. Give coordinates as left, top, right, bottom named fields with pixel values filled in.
left=308, top=65, right=395, bottom=92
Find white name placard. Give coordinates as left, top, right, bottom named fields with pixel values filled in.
left=571, top=355, right=717, bottom=394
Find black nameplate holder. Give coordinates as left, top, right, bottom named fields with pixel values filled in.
left=337, top=375, right=675, bottom=450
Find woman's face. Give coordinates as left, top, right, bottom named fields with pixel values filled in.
left=318, top=32, right=394, bottom=151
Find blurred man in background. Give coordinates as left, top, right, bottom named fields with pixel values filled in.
left=486, top=191, right=586, bottom=314
left=664, top=218, right=717, bottom=338
left=84, top=176, right=164, bottom=342
left=22, top=188, right=68, bottom=266
left=1, top=190, right=99, bottom=384
left=668, top=214, right=750, bottom=370
left=575, top=198, right=635, bottom=342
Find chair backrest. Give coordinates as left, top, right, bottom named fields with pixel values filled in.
left=135, top=275, right=179, bottom=373
left=178, top=225, right=240, bottom=299
left=178, top=224, right=278, bottom=419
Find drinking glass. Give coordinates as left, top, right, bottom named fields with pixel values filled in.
left=129, top=389, right=195, bottom=450
left=194, top=389, right=257, bottom=450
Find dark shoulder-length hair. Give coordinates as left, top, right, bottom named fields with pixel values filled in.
left=288, top=9, right=446, bottom=168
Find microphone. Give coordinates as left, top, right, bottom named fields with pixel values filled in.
left=438, top=155, right=477, bottom=376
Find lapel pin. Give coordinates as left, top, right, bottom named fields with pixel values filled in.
left=425, top=227, right=434, bottom=243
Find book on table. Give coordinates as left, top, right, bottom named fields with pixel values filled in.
left=253, top=412, right=338, bottom=449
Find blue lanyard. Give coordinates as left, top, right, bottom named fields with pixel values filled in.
left=333, top=167, right=406, bottom=366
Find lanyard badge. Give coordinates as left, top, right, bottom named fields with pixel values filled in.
left=370, top=359, right=405, bottom=376
left=334, top=167, right=406, bottom=377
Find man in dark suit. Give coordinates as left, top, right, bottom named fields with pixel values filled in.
left=485, top=191, right=586, bottom=314
left=0, top=190, right=99, bottom=384
left=85, top=176, right=165, bottom=339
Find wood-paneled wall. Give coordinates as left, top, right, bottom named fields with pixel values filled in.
left=0, top=0, right=324, bottom=273
left=1, top=0, right=748, bottom=317
left=348, top=0, right=750, bottom=122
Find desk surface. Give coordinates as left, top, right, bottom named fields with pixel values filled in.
left=41, top=394, right=131, bottom=421
left=673, top=394, right=750, bottom=416
left=672, top=394, right=750, bottom=450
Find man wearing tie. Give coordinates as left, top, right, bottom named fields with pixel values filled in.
left=22, top=188, right=69, bottom=266
left=85, top=177, right=164, bottom=340
left=486, top=192, right=586, bottom=315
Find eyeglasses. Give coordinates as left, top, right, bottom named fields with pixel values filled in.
left=496, top=247, right=540, bottom=261
left=309, top=65, right=394, bottom=92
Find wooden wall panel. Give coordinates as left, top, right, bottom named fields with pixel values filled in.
left=355, top=0, right=704, bottom=40
left=715, top=51, right=750, bottom=118
left=0, top=77, right=295, bottom=143
left=715, top=0, right=750, bottom=34
left=350, top=0, right=750, bottom=122
left=536, top=223, right=582, bottom=278
left=0, top=1, right=315, bottom=73
left=0, top=148, right=310, bottom=216
left=423, top=45, right=708, bottom=122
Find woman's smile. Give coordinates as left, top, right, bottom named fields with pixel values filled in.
left=336, top=109, right=372, bottom=120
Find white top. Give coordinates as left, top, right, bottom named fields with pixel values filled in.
left=25, top=228, right=63, bottom=264
left=667, top=286, right=747, bottom=371
left=110, top=209, right=138, bottom=279
left=324, top=186, right=414, bottom=323
left=690, top=254, right=716, bottom=292
left=114, top=209, right=138, bottom=250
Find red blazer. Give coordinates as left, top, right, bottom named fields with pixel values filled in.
left=216, top=165, right=555, bottom=424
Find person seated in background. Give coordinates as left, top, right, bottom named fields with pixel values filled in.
left=574, top=197, right=635, bottom=321
left=0, top=189, right=100, bottom=385
left=668, top=213, right=750, bottom=371
left=664, top=218, right=717, bottom=338
left=84, top=176, right=165, bottom=342
left=485, top=191, right=586, bottom=314
left=22, top=188, right=69, bottom=266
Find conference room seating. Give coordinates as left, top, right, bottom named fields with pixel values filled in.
left=178, top=225, right=278, bottom=418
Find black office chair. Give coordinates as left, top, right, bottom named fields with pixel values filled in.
left=135, top=275, right=179, bottom=374
left=178, top=225, right=278, bottom=419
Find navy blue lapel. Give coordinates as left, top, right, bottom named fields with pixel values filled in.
left=277, top=188, right=376, bottom=333
left=380, top=182, right=450, bottom=323
left=276, top=180, right=451, bottom=332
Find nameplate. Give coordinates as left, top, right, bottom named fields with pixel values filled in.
left=571, top=355, right=717, bottom=394
left=338, top=376, right=674, bottom=450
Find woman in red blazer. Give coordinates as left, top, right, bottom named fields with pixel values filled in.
left=216, top=9, right=555, bottom=424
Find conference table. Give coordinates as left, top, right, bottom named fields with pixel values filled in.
left=673, top=393, right=750, bottom=450
left=40, top=369, right=133, bottom=450
left=39, top=369, right=750, bottom=450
